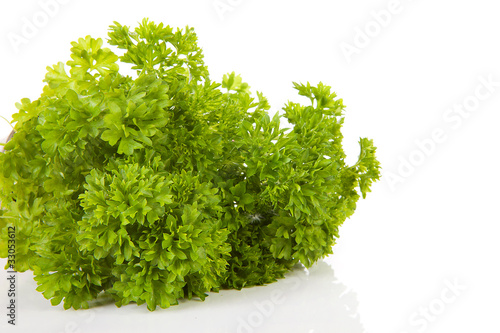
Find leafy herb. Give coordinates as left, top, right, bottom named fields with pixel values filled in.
left=0, top=19, right=380, bottom=310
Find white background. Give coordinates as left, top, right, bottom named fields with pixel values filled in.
left=1, top=0, right=499, bottom=332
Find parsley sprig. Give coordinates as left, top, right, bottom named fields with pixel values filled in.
left=0, top=19, right=380, bottom=311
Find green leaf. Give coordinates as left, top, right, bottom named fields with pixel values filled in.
left=240, top=193, right=253, bottom=205
left=118, top=137, right=143, bottom=155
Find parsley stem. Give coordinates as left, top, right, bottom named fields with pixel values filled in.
left=0, top=115, right=15, bottom=130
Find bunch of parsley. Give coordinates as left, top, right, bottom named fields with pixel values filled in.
left=0, top=19, right=380, bottom=311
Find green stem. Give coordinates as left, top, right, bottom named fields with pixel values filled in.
left=0, top=115, right=14, bottom=130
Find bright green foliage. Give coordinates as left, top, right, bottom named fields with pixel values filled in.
left=0, top=19, right=380, bottom=311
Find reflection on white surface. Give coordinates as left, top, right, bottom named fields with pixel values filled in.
left=220, top=261, right=366, bottom=333
left=0, top=259, right=365, bottom=333
left=80, top=260, right=365, bottom=333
